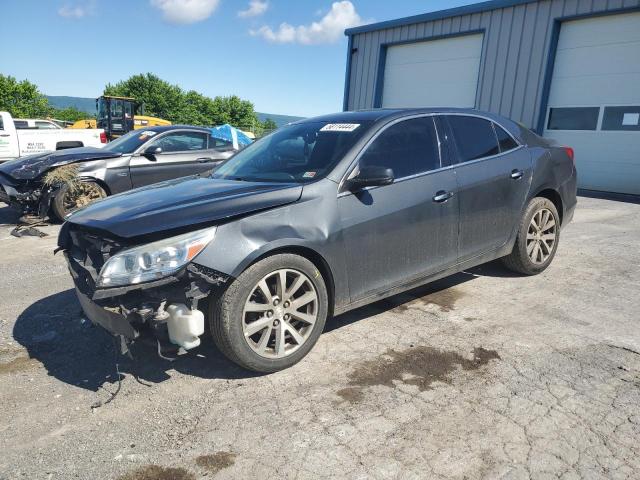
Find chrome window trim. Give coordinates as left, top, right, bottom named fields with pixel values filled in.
left=337, top=111, right=523, bottom=197
left=337, top=144, right=525, bottom=198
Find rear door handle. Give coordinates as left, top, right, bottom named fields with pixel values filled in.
left=197, top=157, right=214, bottom=163
left=511, top=169, right=524, bottom=180
left=433, top=190, right=454, bottom=203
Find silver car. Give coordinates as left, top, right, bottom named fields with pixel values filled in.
left=0, top=125, right=237, bottom=220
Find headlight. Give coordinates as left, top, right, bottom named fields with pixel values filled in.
left=97, top=227, right=217, bottom=287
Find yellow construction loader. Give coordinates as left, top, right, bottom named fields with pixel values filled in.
left=68, top=96, right=170, bottom=140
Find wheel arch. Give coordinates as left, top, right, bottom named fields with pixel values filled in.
left=79, top=176, right=111, bottom=196
left=240, top=245, right=336, bottom=318
left=532, top=188, right=564, bottom=225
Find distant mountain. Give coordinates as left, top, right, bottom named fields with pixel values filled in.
left=46, top=95, right=303, bottom=127
left=47, top=96, right=96, bottom=114
left=256, top=112, right=303, bottom=126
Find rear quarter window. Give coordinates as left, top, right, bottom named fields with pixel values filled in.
left=493, top=123, right=519, bottom=152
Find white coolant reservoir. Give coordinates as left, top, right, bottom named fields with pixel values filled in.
left=166, top=304, right=205, bottom=350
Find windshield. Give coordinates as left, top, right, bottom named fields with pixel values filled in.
left=212, top=121, right=372, bottom=183
left=103, top=129, right=158, bottom=154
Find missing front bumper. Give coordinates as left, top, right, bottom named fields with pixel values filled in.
left=75, top=288, right=138, bottom=340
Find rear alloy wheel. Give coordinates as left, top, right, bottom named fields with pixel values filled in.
left=526, top=208, right=557, bottom=265
left=51, top=181, right=107, bottom=221
left=210, top=254, right=328, bottom=372
left=502, top=197, right=560, bottom=275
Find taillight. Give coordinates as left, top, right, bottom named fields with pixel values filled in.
left=100, top=132, right=107, bottom=144
left=563, top=146, right=574, bottom=163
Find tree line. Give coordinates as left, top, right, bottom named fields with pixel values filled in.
left=0, top=73, right=278, bottom=133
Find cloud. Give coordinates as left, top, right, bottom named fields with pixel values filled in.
left=251, top=1, right=364, bottom=45
left=58, top=2, right=93, bottom=19
left=150, top=0, right=220, bottom=24
left=238, top=0, right=268, bottom=18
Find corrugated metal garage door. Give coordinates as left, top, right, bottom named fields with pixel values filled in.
left=381, top=33, right=483, bottom=108
left=543, top=12, right=640, bottom=195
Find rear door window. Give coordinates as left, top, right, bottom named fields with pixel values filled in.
left=493, top=123, right=519, bottom=152
left=447, top=115, right=500, bottom=163
left=359, top=116, right=440, bottom=178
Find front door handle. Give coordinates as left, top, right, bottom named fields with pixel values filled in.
left=511, top=169, right=524, bottom=180
left=0, top=134, right=10, bottom=137
left=197, top=157, right=214, bottom=163
left=433, top=190, right=454, bottom=203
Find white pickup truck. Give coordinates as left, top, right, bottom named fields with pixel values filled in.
left=0, top=111, right=106, bottom=162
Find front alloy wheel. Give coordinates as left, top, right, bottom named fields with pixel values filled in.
left=210, top=254, right=328, bottom=372
left=242, top=269, right=318, bottom=358
left=51, top=182, right=107, bottom=221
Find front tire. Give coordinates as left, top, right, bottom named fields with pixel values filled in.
left=209, top=254, right=329, bottom=373
left=51, top=181, right=107, bottom=221
left=502, top=197, right=560, bottom=275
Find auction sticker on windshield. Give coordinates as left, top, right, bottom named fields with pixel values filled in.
left=320, top=123, right=360, bottom=132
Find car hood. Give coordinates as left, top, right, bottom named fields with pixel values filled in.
left=65, top=176, right=303, bottom=239
left=0, top=147, right=121, bottom=181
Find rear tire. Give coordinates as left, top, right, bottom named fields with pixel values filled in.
left=209, top=254, right=328, bottom=373
left=51, top=181, right=107, bottom=221
left=502, top=197, right=560, bottom=275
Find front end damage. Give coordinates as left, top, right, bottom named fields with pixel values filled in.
left=58, top=223, right=230, bottom=357
left=0, top=171, right=55, bottom=218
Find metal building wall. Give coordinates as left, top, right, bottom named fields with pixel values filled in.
left=344, top=0, right=640, bottom=130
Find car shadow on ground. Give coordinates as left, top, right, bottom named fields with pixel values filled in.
left=0, top=206, right=20, bottom=226
left=13, top=262, right=516, bottom=391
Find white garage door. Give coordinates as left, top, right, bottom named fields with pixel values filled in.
left=381, top=33, right=483, bottom=108
left=543, top=12, right=640, bottom=195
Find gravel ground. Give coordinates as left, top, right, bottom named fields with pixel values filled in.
left=0, top=196, right=639, bottom=480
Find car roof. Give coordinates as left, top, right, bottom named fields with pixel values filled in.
left=139, top=125, right=212, bottom=134
left=294, top=107, right=507, bottom=125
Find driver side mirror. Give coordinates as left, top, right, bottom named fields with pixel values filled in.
left=346, top=165, right=394, bottom=190
left=143, top=146, right=162, bottom=159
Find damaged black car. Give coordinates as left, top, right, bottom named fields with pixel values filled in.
left=58, top=109, right=577, bottom=373
left=0, top=125, right=237, bottom=221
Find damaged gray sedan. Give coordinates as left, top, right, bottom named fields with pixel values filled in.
left=0, top=125, right=236, bottom=220
left=57, top=109, right=577, bottom=373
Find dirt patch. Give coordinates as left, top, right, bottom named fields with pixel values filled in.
left=195, top=452, right=236, bottom=473
left=117, top=465, right=195, bottom=480
left=384, top=287, right=465, bottom=314
left=0, top=354, right=38, bottom=375
left=336, top=387, right=364, bottom=403
left=421, top=288, right=465, bottom=312
left=339, top=346, right=500, bottom=402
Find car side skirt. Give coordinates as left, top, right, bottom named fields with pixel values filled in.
left=333, top=241, right=513, bottom=316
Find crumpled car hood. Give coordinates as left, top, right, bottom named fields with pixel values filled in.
left=65, top=176, right=303, bottom=239
left=0, top=147, right=121, bottom=181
